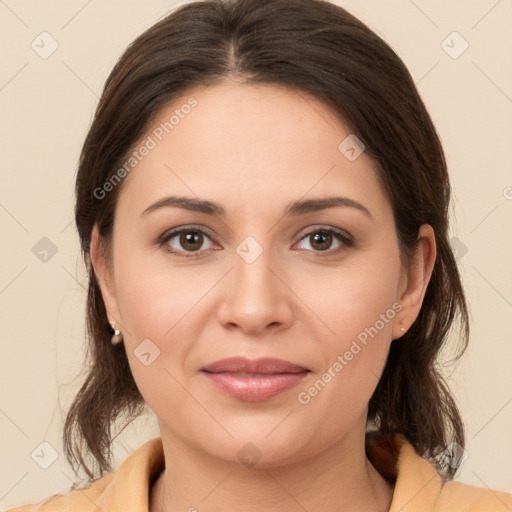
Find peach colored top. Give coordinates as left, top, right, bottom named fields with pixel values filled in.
left=7, top=433, right=512, bottom=511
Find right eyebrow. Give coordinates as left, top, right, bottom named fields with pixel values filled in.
left=141, top=196, right=225, bottom=217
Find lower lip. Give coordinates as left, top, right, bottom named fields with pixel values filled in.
left=202, top=371, right=309, bottom=401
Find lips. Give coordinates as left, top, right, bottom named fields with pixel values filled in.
left=202, top=356, right=308, bottom=374
left=201, top=357, right=310, bottom=401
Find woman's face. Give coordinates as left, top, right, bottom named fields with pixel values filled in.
left=92, top=80, right=433, bottom=466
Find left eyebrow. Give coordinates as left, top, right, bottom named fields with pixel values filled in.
left=284, top=196, right=373, bottom=219
left=140, top=195, right=372, bottom=219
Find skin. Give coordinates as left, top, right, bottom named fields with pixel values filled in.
left=91, top=80, right=436, bottom=512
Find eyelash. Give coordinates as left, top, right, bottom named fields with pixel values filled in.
left=158, top=225, right=354, bottom=259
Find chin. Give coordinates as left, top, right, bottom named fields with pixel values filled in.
left=193, top=415, right=322, bottom=468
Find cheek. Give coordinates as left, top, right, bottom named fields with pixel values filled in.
left=110, top=248, right=220, bottom=402
left=293, top=250, right=401, bottom=413
left=299, top=248, right=401, bottom=350
left=113, top=245, right=213, bottom=340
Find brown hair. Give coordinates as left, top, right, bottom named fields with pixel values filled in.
left=66, top=0, right=469, bottom=482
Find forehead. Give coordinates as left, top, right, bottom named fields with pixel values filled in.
left=116, top=80, right=390, bottom=220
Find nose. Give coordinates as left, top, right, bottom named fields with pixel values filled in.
left=216, top=243, right=295, bottom=335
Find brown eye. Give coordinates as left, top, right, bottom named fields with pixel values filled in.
left=160, top=228, right=215, bottom=256
left=297, top=227, right=353, bottom=255
left=309, top=231, right=333, bottom=251
left=178, top=231, right=204, bottom=252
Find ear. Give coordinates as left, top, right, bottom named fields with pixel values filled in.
left=392, top=224, right=436, bottom=339
left=90, top=223, right=122, bottom=329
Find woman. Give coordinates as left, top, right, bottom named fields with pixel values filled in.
left=9, top=0, right=512, bottom=510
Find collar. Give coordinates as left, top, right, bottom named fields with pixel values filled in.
left=50, top=432, right=510, bottom=511
left=97, top=432, right=443, bottom=510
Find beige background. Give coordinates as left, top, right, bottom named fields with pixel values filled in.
left=1, top=0, right=511, bottom=508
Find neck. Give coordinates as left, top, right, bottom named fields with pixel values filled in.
left=150, top=427, right=394, bottom=512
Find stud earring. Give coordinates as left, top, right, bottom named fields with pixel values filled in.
left=109, top=321, right=123, bottom=345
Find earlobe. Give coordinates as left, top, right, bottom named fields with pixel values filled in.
left=90, top=223, right=121, bottom=326
left=393, top=224, right=437, bottom=339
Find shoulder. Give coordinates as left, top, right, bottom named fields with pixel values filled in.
left=4, top=437, right=164, bottom=512
left=366, top=432, right=512, bottom=512
left=4, top=474, right=114, bottom=512
left=435, top=480, right=512, bottom=511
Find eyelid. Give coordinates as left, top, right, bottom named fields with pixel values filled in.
left=295, top=224, right=353, bottom=243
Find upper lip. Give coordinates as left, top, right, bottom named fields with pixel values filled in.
left=201, top=357, right=309, bottom=374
